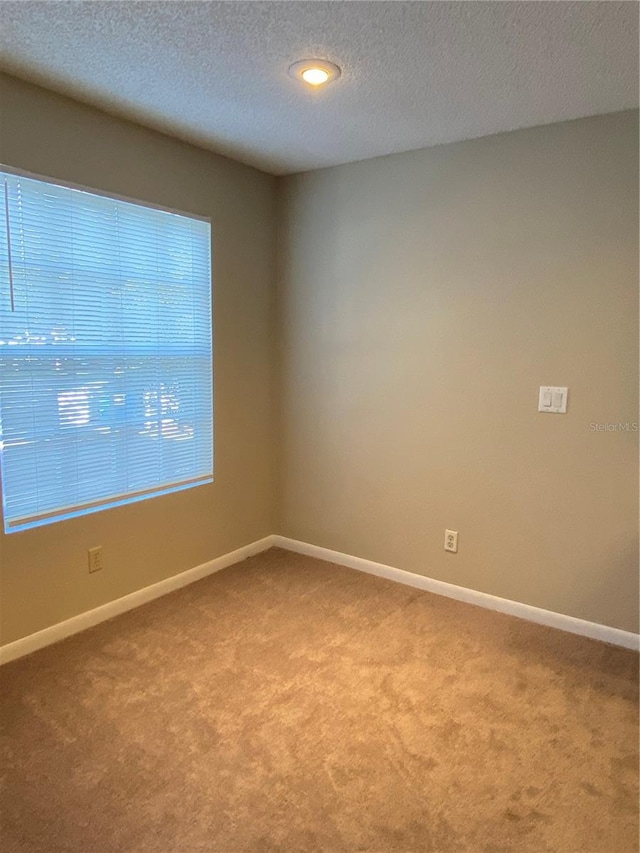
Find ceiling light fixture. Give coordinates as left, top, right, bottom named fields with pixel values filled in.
left=288, top=59, right=341, bottom=87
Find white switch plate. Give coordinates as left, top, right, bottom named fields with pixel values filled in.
left=538, top=386, right=568, bottom=414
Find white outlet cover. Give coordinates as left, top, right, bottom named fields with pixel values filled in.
left=538, top=386, right=568, bottom=414
left=444, top=529, right=458, bottom=553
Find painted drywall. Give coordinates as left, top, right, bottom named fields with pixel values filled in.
left=277, top=111, right=639, bottom=634
left=0, top=74, right=277, bottom=644
left=1, top=75, right=637, bottom=645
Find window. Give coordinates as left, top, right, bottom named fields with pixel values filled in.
left=0, top=168, right=213, bottom=533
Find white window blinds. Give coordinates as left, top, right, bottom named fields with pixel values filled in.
left=0, top=169, right=213, bottom=533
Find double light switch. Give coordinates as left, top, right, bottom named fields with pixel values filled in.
left=538, top=386, right=568, bottom=414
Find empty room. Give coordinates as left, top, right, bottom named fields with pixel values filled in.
left=0, top=2, right=638, bottom=851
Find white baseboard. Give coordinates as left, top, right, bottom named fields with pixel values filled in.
left=272, top=535, right=640, bottom=651
left=3, top=532, right=637, bottom=664
left=0, top=535, right=276, bottom=665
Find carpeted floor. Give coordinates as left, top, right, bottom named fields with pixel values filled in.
left=1, top=547, right=638, bottom=853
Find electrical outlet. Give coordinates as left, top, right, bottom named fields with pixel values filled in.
left=88, top=546, right=103, bottom=573
left=444, top=530, right=458, bottom=553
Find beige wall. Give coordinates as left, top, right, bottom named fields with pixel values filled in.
left=277, top=111, right=639, bottom=633
left=0, top=75, right=277, bottom=644
left=1, top=75, right=637, bottom=645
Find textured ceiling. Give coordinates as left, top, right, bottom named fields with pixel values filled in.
left=1, top=1, right=638, bottom=175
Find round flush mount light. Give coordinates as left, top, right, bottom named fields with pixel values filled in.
left=288, top=59, right=341, bottom=87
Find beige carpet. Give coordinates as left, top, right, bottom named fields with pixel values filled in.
left=1, top=547, right=638, bottom=853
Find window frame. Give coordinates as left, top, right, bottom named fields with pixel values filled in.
left=0, top=165, right=214, bottom=534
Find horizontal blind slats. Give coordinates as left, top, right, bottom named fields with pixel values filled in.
left=0, top=171, right=213, bottom=533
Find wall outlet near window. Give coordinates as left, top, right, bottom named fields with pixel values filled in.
left=444, top=530, right=458, bottom=553
left=88, top=546, right=103, bottom=573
